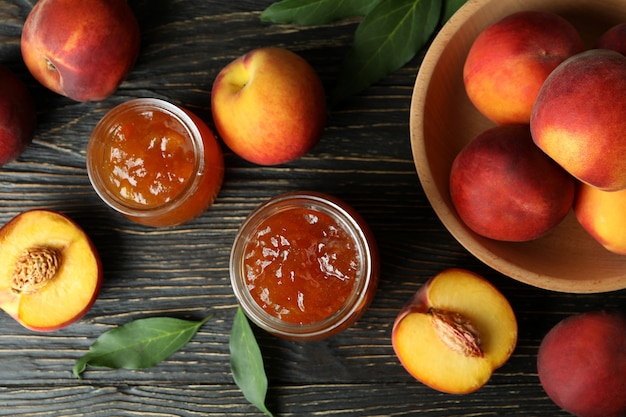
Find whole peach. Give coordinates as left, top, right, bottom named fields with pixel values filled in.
left=537, top=311, right=626, bottom=417
left=597, top=23, right=626, bottom=55
left=0, top=66, right=36, bottom=166
left=211, top=47, right=326, bottom=166
left=463, top=10, right=583, bottom=124
left=574, top=182, right=626, bottom=255
left=449, top=124, right=575, bottom=242
left=21, top=0, right=140, bottom=102
left=531, top=49, right=626, bottom=191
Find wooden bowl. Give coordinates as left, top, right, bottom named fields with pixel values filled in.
left=410, top=0, right=626, bottom=293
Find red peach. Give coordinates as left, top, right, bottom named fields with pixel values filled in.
left=537, top=311, right=626, bottom=417
left=0, top=66, right=36, bottom=166
left=450, top=124, right=575, bottom=242
left=21, top=0, right=140, bottom=102
left=597, top=23, right=626, bottom=55
left=531, top=49, right=626, bottom=191
left=463, top=11, right=583, bottom=125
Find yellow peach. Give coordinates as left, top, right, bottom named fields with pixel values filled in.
left=211, top=47, right=326, bottom=166
left=392, top=269, right=517, bottom=394
left=574, top=182, right=626, bottom=255
left=0, top=210, right=101, bottom=331
left=21, top=0, right=140, bottom=102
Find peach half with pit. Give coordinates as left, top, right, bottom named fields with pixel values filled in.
left=537, top=311, right=626, bottom=417
left=392, top=268, right=517, bottom=394
left=0, top=210, right=102, bottom=331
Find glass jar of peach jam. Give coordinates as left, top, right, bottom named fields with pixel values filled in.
left=87, top=98, right=224, bottom=227
left=230, top=191, right=379, bottom=341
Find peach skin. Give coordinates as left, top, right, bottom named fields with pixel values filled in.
left=463, top=10, right=583, bottom=125
left=21, top=0, right=140, bottom=102
left=211, top=47, right=326, bottom=166
left=538, top=311, right=626, bottom=417
left=574, top=182, right=626, bottom=255
left=450, top=124, right=575, bottom=242
left=531, top=49, right=626, bottom=191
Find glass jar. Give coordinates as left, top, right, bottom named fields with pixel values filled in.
left=87, top=98, right=224, bottom=227
left=230, top=191, right=379, bottom=341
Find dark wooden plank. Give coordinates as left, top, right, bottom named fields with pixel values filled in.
left=0, top=382, right=573, bottom=416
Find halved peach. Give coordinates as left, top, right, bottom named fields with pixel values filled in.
left=0, top=209, right=101, bottom=331
left=392, top=268, right=518, bottom=394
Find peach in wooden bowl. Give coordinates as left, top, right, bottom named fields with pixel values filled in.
left=410, top=0, right=626, bottom=293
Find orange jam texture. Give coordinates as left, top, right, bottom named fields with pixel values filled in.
left=243, top=206, right=361, bottom=325
left=102, top=108, right=195, bottom=208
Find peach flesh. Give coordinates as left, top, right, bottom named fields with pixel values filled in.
left=392, top=269, right=517, bottom=394
left=0, top=210, right=101, bottom=331
left=0, top=66, right=36, bottom=166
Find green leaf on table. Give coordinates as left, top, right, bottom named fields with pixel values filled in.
left=443, top=0, right=468, bottom=22
left=330, top=0, right=443, bottom=106
left=73, top=315, right=213, bottom=379
left=261, top=0, right=381, bottom=25
left=230, top=307, right=273, bottom=417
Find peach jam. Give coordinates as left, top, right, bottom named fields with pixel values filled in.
left=230, top=191, right=379, bottom=341
left=87, top=98, right=224, bottom=227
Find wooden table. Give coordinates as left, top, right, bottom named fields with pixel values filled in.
left=1, top=1, right=624, bottom=416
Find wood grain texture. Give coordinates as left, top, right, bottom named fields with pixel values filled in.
left=0, top=1, right=624, bottom=416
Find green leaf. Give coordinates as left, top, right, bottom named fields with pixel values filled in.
left=230, top=307, right=273, bottom=417
left=73, top=315, right=213, bottom=379
left=261, top=0, right=381, bottom=25
left=330, top=0, right=443, bottom=106
left=443, top=0, right=468, bottom=22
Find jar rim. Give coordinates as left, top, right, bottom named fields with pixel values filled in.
left=86, top=98, right=206, bottom=219
left=230, top=191, right=378, bottom=340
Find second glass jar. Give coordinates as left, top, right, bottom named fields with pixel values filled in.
left=87, top=98, right=224, bottom=227
left=230, top=191, right=380, bottom=341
